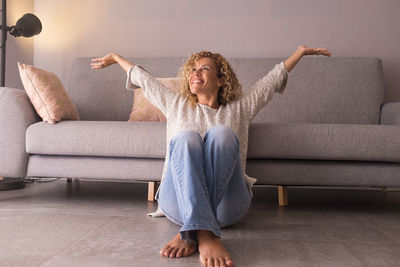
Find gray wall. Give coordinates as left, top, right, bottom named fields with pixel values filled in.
left=1, top=0, right=34, bottom=89
left=12, top=0, right=399, bottom=102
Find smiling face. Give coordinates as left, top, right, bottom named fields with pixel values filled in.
left=189, top=57, right=223, bottom=97
left=179, top=51, right=242, bottom=108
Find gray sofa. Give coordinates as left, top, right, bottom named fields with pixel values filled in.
left=1, top=57, right=399, bottom=205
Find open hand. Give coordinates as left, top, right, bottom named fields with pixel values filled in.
left=91, top=53, right=117, bottom=69
left=298, top=46, right=331, bottom=57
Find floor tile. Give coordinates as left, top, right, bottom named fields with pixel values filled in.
left=0, top=179, right=399, bottom=267
left=241, top=238, right=307, bottom=267
left=344, top=240, right=400, bottom=267
left=299, top=241, right=362, bottom=267
left=0, top=210, right=111, bottom=267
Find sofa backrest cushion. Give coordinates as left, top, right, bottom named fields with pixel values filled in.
left=68, top=57, right=385, bottom=124
left=68, top=57, right=185, bottom=121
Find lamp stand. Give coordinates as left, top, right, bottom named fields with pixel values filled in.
left=0, top=0, right=25, bottom=190
left=1, top=0, right=7, bottom=86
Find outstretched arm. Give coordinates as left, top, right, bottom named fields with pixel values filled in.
left=90, top=53, right=178, bottom=117
left=284, top=46, right=331, bottom=72
left=91, top=53, right=134, bottom=72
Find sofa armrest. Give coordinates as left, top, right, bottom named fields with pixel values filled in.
left=0, top=87, right=40, bottom=178
left=380, top=102, right=400, bottom=125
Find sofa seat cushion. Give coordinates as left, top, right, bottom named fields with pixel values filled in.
left=27, top=121, right=400, bottom=163
left=26, top=121, right=167, bottom=158
left=248, top=123, right=400, bottom=163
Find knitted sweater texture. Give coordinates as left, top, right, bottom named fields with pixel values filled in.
left=126, top=62, right=288, bottom=217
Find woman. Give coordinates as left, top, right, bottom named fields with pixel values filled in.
left=91, top=46, right=331, bottom=267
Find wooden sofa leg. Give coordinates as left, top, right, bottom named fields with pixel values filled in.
left=67, top=178, right=72, bottom=183
left=148, top=182, right=159, bottom=202
left=381, top=187, right=388, bottom=193
left=278, top=186, right=288, bottom=206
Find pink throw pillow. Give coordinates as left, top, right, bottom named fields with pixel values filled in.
left=128, top=77, right=181, bottom=122
left=18, top=62, right=80, bottom=124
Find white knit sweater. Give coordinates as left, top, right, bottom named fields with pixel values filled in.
left=126, top=62, right=288, bottom=217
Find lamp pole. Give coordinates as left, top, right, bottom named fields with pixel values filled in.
left=1, top=0, right=6, bottom=86
left=0, top=0, right=23, bottom=190
left=0, top=0, right=42, bottom=190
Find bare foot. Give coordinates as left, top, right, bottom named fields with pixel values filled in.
left=160, top=233, right=197, bottom=258
left=197, top=230, right=234, bottom=267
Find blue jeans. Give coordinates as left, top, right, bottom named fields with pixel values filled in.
left=158, top=125, right=252, bottom=238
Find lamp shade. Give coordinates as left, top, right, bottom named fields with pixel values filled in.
left=13, top=13, right=42, bottom=37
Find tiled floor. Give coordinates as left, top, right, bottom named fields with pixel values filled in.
left=1, top=178, right=400, bottom=267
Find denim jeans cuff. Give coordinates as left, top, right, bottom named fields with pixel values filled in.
left=180, top=230, right=199, bottom=246
left=181, top=224, right=221, bottom=238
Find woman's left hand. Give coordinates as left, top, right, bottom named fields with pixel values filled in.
left=284, top=45, right=332, bottom=72
left=298, top=46, right=331, bottom=57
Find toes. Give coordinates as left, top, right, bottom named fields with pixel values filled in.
left=225, top=256, right=234, bottom=266
left=201, top=256, right=233, bottom=267
left=169, top=247, right=179, bottom=258
left=160, top=245, right=168, bottom=256
left=200, top=255, right=207, bottom=266
left=162, top=243, right=196, bottom=258
left=219, top=258, right=226, bottom=267
left=162, top=246, right=173, bottom=257
left=176, top=248, right=184, bottom=258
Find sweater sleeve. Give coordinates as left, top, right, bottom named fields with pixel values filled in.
left=239, top=62, right=288, bottom=121
left=126, top=65, right=178, bottom=116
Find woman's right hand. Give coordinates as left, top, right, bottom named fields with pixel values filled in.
left=91, top=53, right=134, bottom=72
left=298, top=46, right=331, bottom=57
left=91, top=53, right=118, bottom=69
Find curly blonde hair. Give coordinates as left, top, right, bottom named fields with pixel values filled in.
left=178, top=51, right=242, bottom=107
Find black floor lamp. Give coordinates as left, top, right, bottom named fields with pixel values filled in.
left=0, top=0, right=42, bottom=190
left=1, top=0, right=42, bottom=86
